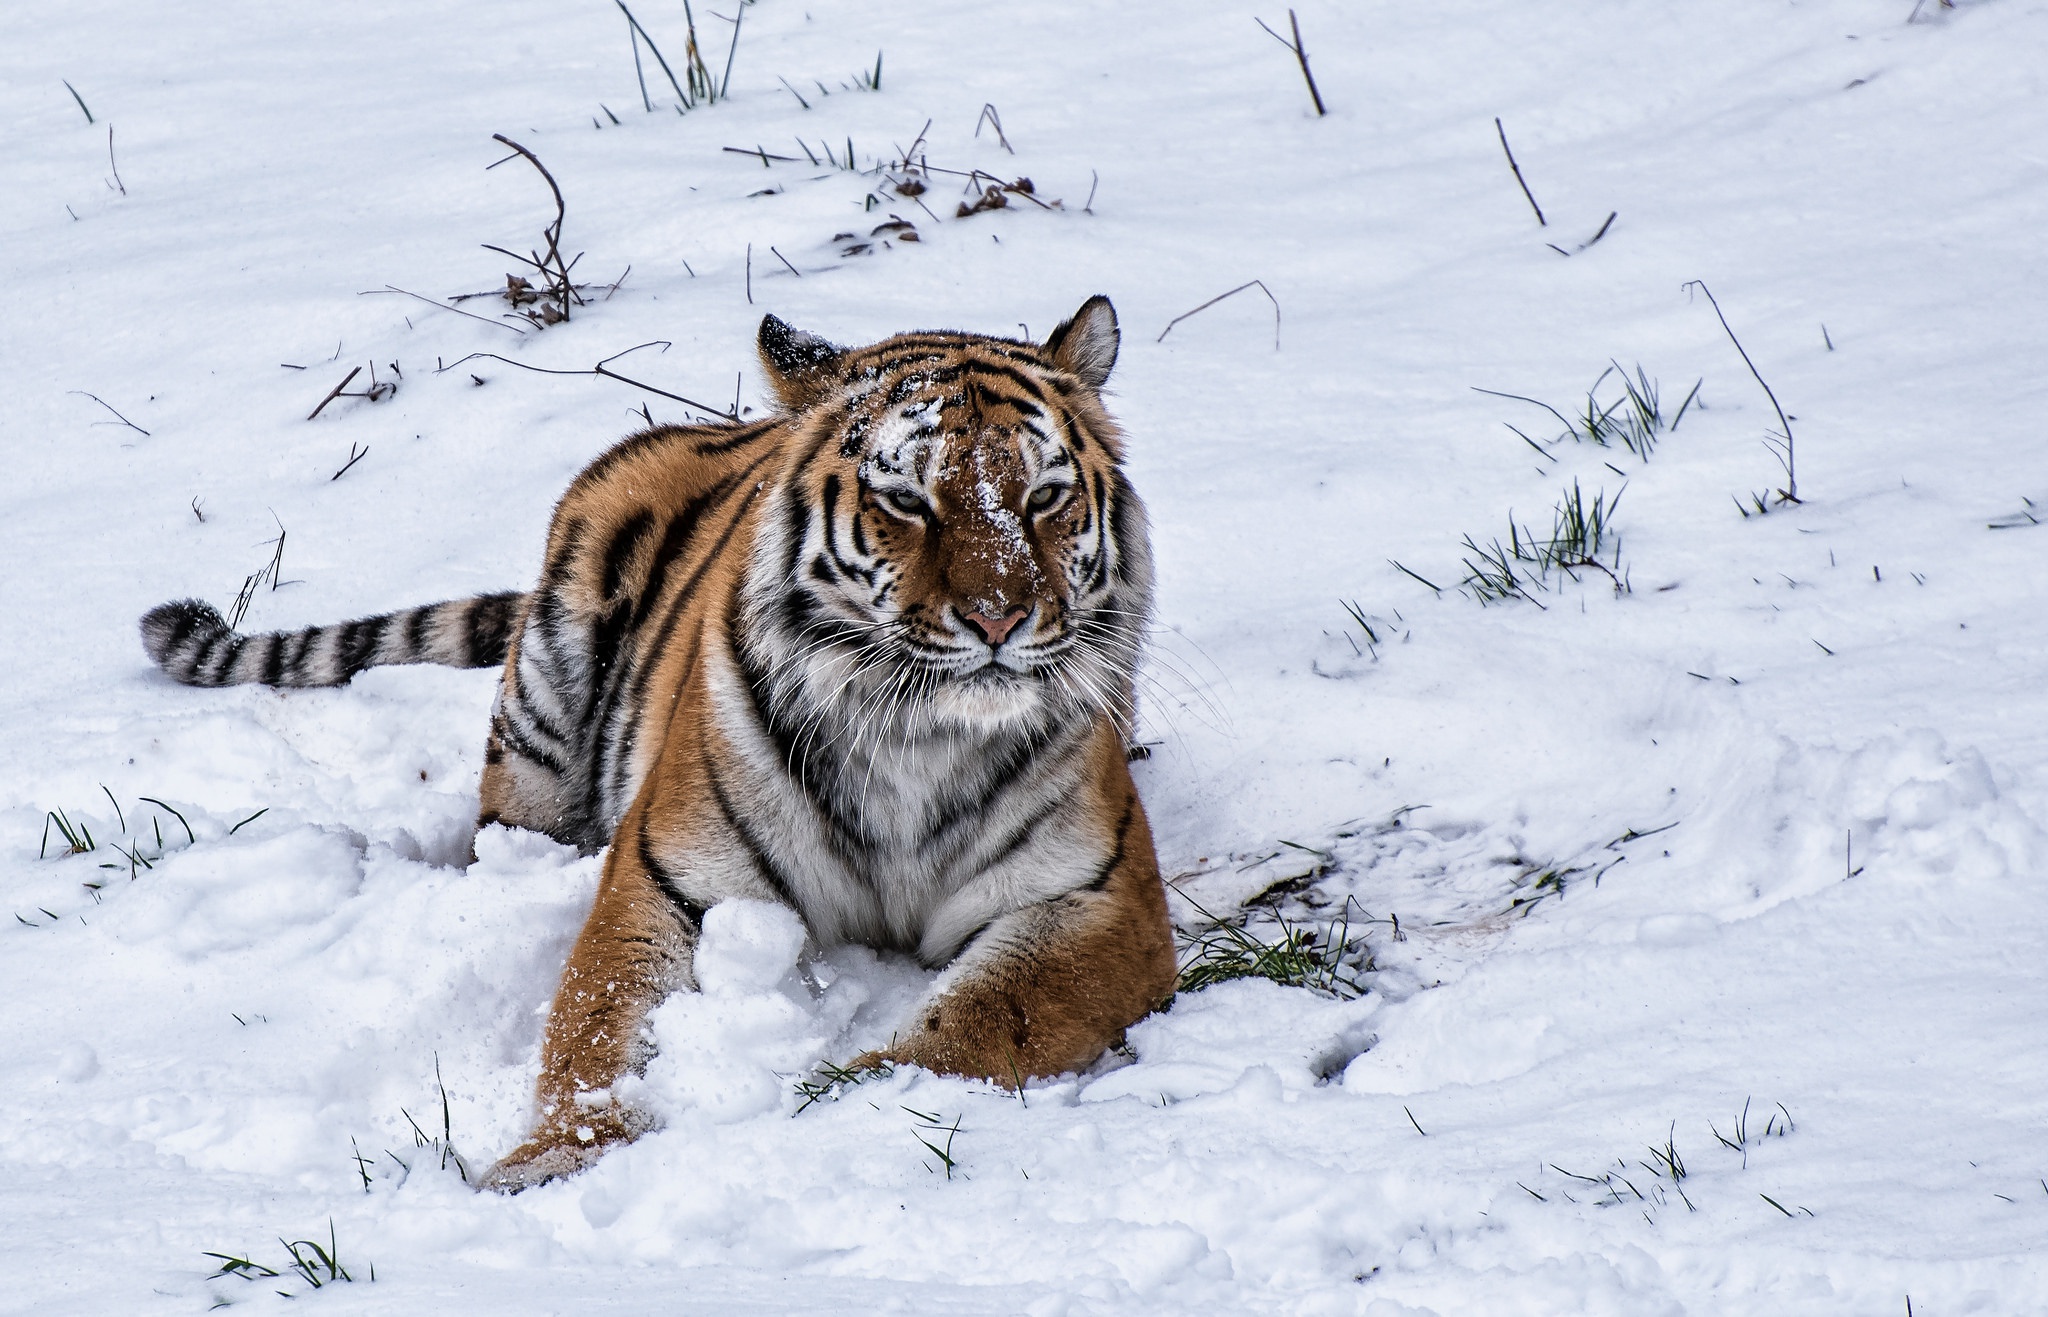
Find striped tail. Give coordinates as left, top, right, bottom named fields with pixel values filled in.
left=139, top=592, right=528, bottom=688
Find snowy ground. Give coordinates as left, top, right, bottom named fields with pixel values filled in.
left=5, top=0, right=2047, bottom=1311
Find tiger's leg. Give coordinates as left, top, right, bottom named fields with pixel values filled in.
left=863, top=803, right=1178, bottom=1084
left=478, top=805, right=702, bottom=1191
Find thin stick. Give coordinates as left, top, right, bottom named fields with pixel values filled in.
left=307, top=366, right=363, bottom=420
left=614, top=1, right=688, bottom=106
left=437, top=344, right=737, bottom=418
left=1156, top=279, right=1281, bottom=350
left=769, top=245, right=801, bottom=277
left=1255, top=11, right=1327, bottom=116
left=63, top=80, right=94, bottom=123
left=745, top=243, right=753, bottom=304
left=106, top=124, right=126, bottom=196
left=1684, top=280, right=1799, bottom=501
left=331, top=443, right=369, bottom=481
left=1495, top=117, right=1545, bottom=226
left=68, top=391, right=150, bottom=435
left=363, top=286, right=527, bottom=334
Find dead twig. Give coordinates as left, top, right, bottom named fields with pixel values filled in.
left=1156, top=279, right=1281, bottom=350
left=331, top=442, right=369, bottom=481
left=68, top=390, right=149, bottom=436
left=1255, top=10, right=1327, bottom=116
left=1495, top=117, right=1546, bottom=226
left=307, top=367, right=361, bottom=420
left=486, top=135, right=580, bottom=325
left=436, top=342, right=737, bottom=418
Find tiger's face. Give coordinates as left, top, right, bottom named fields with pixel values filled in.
left=742, top=298, right=1151, bottom=737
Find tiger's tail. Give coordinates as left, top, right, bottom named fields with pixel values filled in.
left=139, top=592, right=528, bottom=688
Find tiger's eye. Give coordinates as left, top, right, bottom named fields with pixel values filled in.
left=885, top=489, right=927, bottom=516
left=1027, top=484, right=1067, bottom=512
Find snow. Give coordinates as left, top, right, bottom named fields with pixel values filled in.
left=5, top=0, right=2048, bottom=1311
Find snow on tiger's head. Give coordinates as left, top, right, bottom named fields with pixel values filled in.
left=742, top=297, right=1152, bottom=733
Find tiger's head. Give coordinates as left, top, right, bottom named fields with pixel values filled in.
left=739, top=297, right=1152, bottom=741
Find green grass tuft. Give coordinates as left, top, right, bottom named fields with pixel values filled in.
left=1176, top=895, right=1368, bottom=998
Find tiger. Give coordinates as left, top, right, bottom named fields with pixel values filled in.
left=139, top=296, right=1176, bottom=1192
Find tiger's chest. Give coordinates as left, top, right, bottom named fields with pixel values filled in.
left=699, top=662, right=1109, bottom=965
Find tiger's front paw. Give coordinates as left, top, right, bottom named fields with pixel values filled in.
left=476, top=1105, right=648, bottom=1194
left=477, top=1133, right=609, bottom=1194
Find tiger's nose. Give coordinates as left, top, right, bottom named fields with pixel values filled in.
left=962, top=605, right=1029, bottom=647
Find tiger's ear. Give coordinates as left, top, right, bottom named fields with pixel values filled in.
left=758, top=314, right=847, bottom=409
left=1043, top=295, right=1119, bottom=390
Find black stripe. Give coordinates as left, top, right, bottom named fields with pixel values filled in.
left=726, top=607, right=880, bottom=854
left=493, top=709, right=568, bottom=776
left=285, top=627, right=318, bottom=681
left=608, top=455, right=776, bottom=807
left=636, top=826, right=706, bottom=927
left=703, top=755, right=800, bottom=907
left=980, top=796, right=1064, bottom=871
left=1085, top=472, right=1112, bottom=593
left=818, top=475, right=876, bottom=585
left=206, top=634, right=244, bottom=685
left=1108, top=472, right=1139, bottom=584
left=919, top=725, right=1053, bottom=852
left=260, top=632, right=287, bottom=686
left=571, top=423, right=695, bottom=489
left=885, top=365, right=964, bottom=405
left=339, top=615, right=388, bottom=678
left=961, top=361, right=1049, bottom=406
left=455, top=601, right=486, bottom=668
left=849, top=502, right=872, bottom=557
left=507, top=658, right=571, bottom=748
left=164, top=606, right=213, bottom=654
left=186, top=632, right=223, bottom=683
left=405, top=606, right=431, bottom=661
left=600, top=512, right=656, bottom=601
left=633, top=483, right=736, bottom=630
left=584, top=600, right=632, bottom=712
left=1082, top=801, right=1136, bottom=892
left=467, top=592, right=522, bottom=667
left=541, top=517, right=587, bottom=591
left=962, top=387, right=1043, bottom=418
left=692, top=419, right=777, bottom=456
